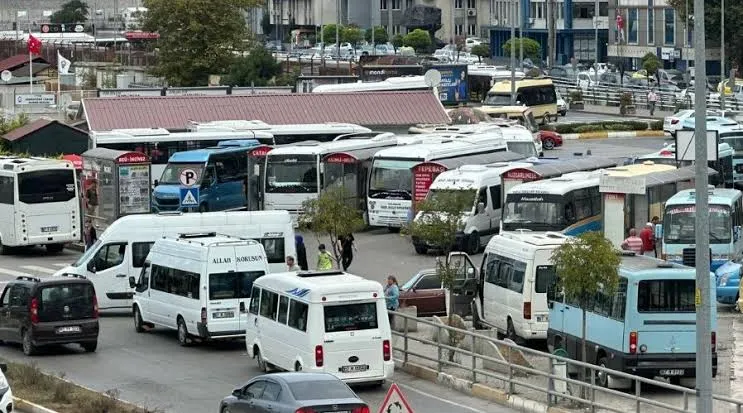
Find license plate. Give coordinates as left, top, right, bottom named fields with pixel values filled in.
left=660, top=369, right=685, bottom=376
left=56, top=326, right=81, bottom=334
left=536, top=314, right=549, bottom=322
left=41, top=226, right=58, bottom=233
left=340, top=364, right=369, bottom=373
left=213, top=311, right=234, bottom=319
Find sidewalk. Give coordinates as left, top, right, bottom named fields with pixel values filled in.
left=579, top=103, right=670, bottom=120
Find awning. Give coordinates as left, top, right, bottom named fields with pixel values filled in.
left=501, top=157, right=619, bottom=181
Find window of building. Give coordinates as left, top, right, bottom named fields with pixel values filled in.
left=628, top=8, right=639, bottom=44
left=467, top=0, right=476, bottom=8
left=392, top=25, right=401, bottom=35
left=380, top=0, right=387, bottom=10
left=538, top=3, right=544, bottom=19
left=391, top=0, right=401, bottom=10
left=664, top=8, right=675, bottom=45
left=455, top=24, right=464, bottom=36
left=405, top=0, right=413, bottom=8
left=647, top=0, right=654, bottom=45
left=530, top=2, right=537, bottom=18
left=455, top=0, right=464, bottom=9
left=599, top=2, right=608, bottom=16
left=467, top=24, right=477, bottom=36
left=572, top=4, right=595, bottom=19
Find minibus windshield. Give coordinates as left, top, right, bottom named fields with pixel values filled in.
left=71, top=240, right=101, bottom=267
left=324, top=302, right=378, bottom=332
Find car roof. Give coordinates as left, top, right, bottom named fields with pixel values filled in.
left=259, top=372, right=340, bottom=383
left=11, top=275, right=91, bottom=288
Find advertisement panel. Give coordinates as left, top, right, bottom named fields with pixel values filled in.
left=430, top=64, right=469, bottom=105
left=412, top=162, right=448, bottom=203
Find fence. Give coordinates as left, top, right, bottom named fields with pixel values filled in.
left=0, top=40, right=158, bottom=67
left=390, top=310, right=743, bottom=413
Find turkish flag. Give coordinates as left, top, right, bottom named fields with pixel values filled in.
left=27, top=35, right=42, bottom=55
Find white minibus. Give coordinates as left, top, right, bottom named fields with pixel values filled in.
left=54, top=210, right=294, bottom=310
left=245, top=270, right=394, bottom=385
left=448, top=231, right=571, bottom=341
left=130, top=233, right=270, bottom=345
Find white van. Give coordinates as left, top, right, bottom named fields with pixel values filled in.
left=245, top=270, right=394, bottom=385
left=412, top=162, right=533, bottom=255
left=448, top=231, right=570, bottom=341
left=500, top=125, right=542, bottom=158
left=54, top=211, right=294, bottom=311
left=130, top=233, right=270, bottom=345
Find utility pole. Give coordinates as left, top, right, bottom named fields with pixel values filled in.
left=594, top=0, right=599, bottom=68
left=510, top=0, right=516, bottom=103
left=518, top=2, right=523, bottom=65
left=335, top=0, right=340, bottom=70
left=546, top=0, right=556, bottom=67
left=720, top=0, right=725, bottom=111
left=693, top=0, right=713, bottom=408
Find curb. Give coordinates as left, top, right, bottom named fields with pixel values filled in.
left=562, top=130, right=667, bottom=140
left=578, top=108, right=665, bottom=120
left=394, top=360, right=576, bottom=413
left=14, top=397, right=59, bottom=413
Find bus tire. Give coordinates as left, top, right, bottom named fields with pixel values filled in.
left=0, top=239, right=8, bottom=255
left=46, top=243, right=64, bottom=253
left=133, top=306, right=145, bottom=333
left=597, top=356, right=613, bottom=388
left=177, top=316, right=191, bottom=347
left=198, top=203, right=208, bottom=213
left=543, top=114, right=552, bottom=125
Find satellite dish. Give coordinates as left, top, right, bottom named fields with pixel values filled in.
left=0, top=70, right=11, bottom=82
left=424, top=69, right=442, bottom=87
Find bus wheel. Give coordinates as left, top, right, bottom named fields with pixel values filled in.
left=597, top=356, right=613, bottom=388
left=46, top=244, right=64, bottom=254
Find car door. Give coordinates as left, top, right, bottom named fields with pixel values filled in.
left=135, top=262, right=152, bottom=321
left=85, top=242, right=128, bottom=308
left=0, top=286, right=12, bottom=340
left=446, top=252, right=478, bottom=316
left=251, top=380, right=282, bottom=413
left=7, top=285, right=27, bottom=342
left=408, top=273, right=445, bottom=316
left=488, top=184, right=502, bottom=238
left=233, top=381, right=266, bottom=413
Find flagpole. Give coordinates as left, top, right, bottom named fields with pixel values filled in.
left=29, top=33, right=33, bottom=93
left=57, top=52, right=61, bottom=111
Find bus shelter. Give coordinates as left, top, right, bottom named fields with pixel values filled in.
left=82, top=148, right=152, bottom=231
left=321, top=147, right=384, bottom=214
left=246, top=145, right=272, bottom=211
left=600, top=165, right=717, bottom=248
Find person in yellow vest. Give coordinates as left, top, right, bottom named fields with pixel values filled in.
left=316, top=244, right=334, bottom=270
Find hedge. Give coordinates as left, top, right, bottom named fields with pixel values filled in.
left=541, top=120, right=662, bottom=134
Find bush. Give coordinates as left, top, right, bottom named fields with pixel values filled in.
left=620, top=92, right=633, bottom=107
left=603, top=123, right=636, bottom=131
left=569, top=90, right=583, bottom=102
left=550, top=120, right=653, bottom=134
left=573, top=125, right=599, bottom=133
left=650, top=120, right=663, bottom=130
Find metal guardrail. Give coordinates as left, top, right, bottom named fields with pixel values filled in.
left=390, top=310, right=742, bottom=413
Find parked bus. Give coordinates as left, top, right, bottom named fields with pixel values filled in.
left=474, top=106, right=541, bottom=135
left=547, top=253, right=717, bottom=389
left=633, top=143, right=733, bottom=187
left=680, top=119, right=743, bottom=187
left=311, top=76, right=429, bottom=93
left=152, top=142, right=263, bottom=213
left=409, top=123, right=542, bottom=157
left=0, top=156, right=80, bottom=254
left=659, top=187, right=743, bottom=271
left=368, top=136, right=516, bottom=229
left=186, top=120, right=372, bottom=145
left=483, top=79, right=557, bottom=124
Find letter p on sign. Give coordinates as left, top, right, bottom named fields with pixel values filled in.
left=179, top=168, right=199, bottom=187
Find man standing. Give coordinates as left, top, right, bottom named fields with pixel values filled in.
left=640, top=222, right=655, bottom=256
left=337, top=234, right=357, bottom=271
left=647, top=89, right=659, bottom=116
left=621, top=228, right=643, bottom=254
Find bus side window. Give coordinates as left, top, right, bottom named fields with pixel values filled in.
left=0, top=176, right=14, bottom=204
left=249, top=287, right=261, bottom=315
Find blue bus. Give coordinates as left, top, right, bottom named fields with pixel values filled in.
left=547, top=253, right=717, bottom=388
left=152, top=140, right=260, bottom=213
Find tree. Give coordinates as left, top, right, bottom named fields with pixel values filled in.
left=322, top=24, right=342, bottom=45
left=50, top=0, right=89, bottom=24
left=391, top=34, right=404, bottom=52
left=470, top=44, right=490, bottom=62
left=641, top=52, right=661, bottom=82
left=142, top=0, right=260, bottom=86
left=299, top=187, right=365, bottom=269
left=222, top=46, right=281, bottom=87
left=342, top=26, right=364, bottom=48
left=502, top=37, right=542, bottom=61
left=550, top=232, right=621, bottom=397
left=403, top=29, right=432, bottom=53
left=365, top=26, right=389, bottom=45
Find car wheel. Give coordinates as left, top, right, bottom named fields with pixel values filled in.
left=221, top=407, right=231, bottom=413
left=81, top=341, right=97, bottom=352
left=543, top=138, right=555, bottom=150
left=560, top=110, right=567, bottom=116
left=542, top=114, right=551, bottom=125
left=0, top=238, right=9, bottom=256
left=466, top=232, right=480, bottom=255
left=295, top=361, right=302, bottom=372
left=198, top=203, right=208, bottom=213
left=22, top=329, right=37, bottom=356
left=597, top=356, right=613, bottom=388
left=134, top=306, right=145, bottom=333
left=413, top=244, right=427, bottom=255
left=177, top=317, right=191, bottom=346
left=506, top=318, right=518, bottom=341
left=256, top=348, right=268, bottom=372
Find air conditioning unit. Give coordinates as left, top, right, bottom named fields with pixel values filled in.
left=467, top=8, right=477, bottom=17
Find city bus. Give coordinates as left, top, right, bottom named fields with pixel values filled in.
left=659, top=187, right=743, bottom=271
left=483, top=78, right=557, bottom=124
left=0, top=156, right=80, bottom=254
left=680, top=119, right=743, bottom=187
left=151, top=141, right=263, bottom=213
left=632, top=143, right=734, bottom=187
left=547, top=253, right=717, bottom=388
left=368, top=136, right=514, bottom=230
left=186, top=120, right=372, bottom=145
left=409, top=123, right=542, bottom=157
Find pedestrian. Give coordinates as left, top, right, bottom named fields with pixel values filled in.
left=640, top=222, right=655, bottom=257
left=295, top=235, right=308, bottom=271
left=651, top=216, right=661, bottom=257
left=285, top=255, right=300, bottom=272
left=647, top=89, right=659, bottom=116
left=337, top=233, right=357, bottom=271
left=384, top=275, right=400, bottom=325
left=316, top=243, right=334, bottom=270
left=621, top=228, right=643, bottom=254
left=84, top=219, right=97, bottom=251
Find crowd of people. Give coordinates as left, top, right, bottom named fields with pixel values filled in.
left=621, top=216, right=660, bottom=256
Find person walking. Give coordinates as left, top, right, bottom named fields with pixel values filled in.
left=295, top=235, right=308, bottom=270
left=384, top=275, right=400, bottom=325
left=316, top=244, right=334, bottom=270
left=285, top=255, right=300, bottom=271
left=651, top=216, right=661, bottom=257
left=84, top=219, right=97, bottom=251
left=621, top=228, right=643, bottom=254
left=639, top=223, right=655, bottom=257
left=647, top=89, right=659, bottom=116
left=337, top=233, right=357, bottom=271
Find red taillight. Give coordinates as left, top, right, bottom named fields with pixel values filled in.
left=352, top=407, right=370, bottom=413
left=671, top=119, right=679, bottom=124
left=315, top=345, right=324, bottom=367
left=30, top=297, right=39, bottom=324
left=383, top=339, right=391, bottom=361
left=523, top=302, right=532, bottom=320
left=629, top=331, right=638, bottom=354
left=200, top=307, right=207, bottom=324
left=712, top=332, right=717, bottom=353
left=93, top=295, right=99, bottom=319
left=295, top=408, right=316, bottom=413
left=659, top=150, right=673, bottom=156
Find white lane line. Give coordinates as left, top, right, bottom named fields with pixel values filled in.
left=396, top=382, right=488, bottom=413
left=0, top=267, right=30, bottom=277
left=20, top=265, right=57, bottom=274
left=52, top=263, right=68, bottom=268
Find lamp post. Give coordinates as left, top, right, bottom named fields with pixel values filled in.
left=510, top=0, right=516, bottom=103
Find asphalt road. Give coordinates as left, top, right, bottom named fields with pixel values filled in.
left=0, top=138, right=679, bottom=413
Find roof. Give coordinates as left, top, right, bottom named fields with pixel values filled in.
left=502, top=157, right=618, bottom=180
left=168, top=144, right=260, bottom=163
left=373, top=136, right=508, bottom=160
left=667, top=187, right=742, bottom=205
left=510, top=170, right=604, bottom=194
left=618, top=254, right=709, bottom=279
left=0, top=54, right=49, bottom=73
left=268, top=135, right=399, bottom=156
left=255, top=271, right=383, bottom=302
left=82, top=91, right=451, bottom=131
left=2, top=118, right=87, bottom=142
left=431, top=161, right=534, bottom=189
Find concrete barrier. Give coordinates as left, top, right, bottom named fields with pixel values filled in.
left=393, top=306, right=418, bottom=332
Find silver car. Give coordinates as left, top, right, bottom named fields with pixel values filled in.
left=220, top=372, right=370, bottom=413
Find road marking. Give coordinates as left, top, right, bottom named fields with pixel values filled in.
left=0, top=267, right=30, bottom=277
left=52, top=263, right=68, bottom=268
left=396, top=382, right=488, bottom=413
left=20, top=265, right=57, bottom=274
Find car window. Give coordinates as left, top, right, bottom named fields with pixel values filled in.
left=95, top=243, right=126, bottom=271
left=243, top=381, right=266, bottom=399
left=415, top=274, right=442, bottom=290
left=261, top=382, right=281, bottom=401
left=0, top=287, right=9, bottom=306
left=9, top=285, right=27, bottom=307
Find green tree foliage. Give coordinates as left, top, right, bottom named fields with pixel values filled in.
left=222, top=46, right=281, bottom=87
left=299, top=187, right=365, bottom=269
left=365, top=26, right=389, bottom=45
left=641, top=52, right=661, bottom=80
left=550, top=232, right=620, bottom=398
left=322, top=24, right=342, bottom=44
left=403, top=29, right=432, bottom=53
left=342, top=26, right=364, bottom=47
left=502, top=37, right=542, bottom=61
left=50, top=0, right=89, bottom=24
left=391, top=34, right=404, bottom=51
left=470, top=44, right=491, bottom=62
left=142, top=0, right=260, bottom=86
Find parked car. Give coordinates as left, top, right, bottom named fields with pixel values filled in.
left=715, top=260, right=740, bottom=306
left=664, top=109, right=722, bottom=137
left=556, top=91, right=567, bottom=116
left=0, top=363, right=11, bottom=413
left=0, top=274, right=99, bottom=356
left=399, top=269, right=446, bottom=317
left=538, top=130, right=563, bottom=150
left=219, top=373, right=370, bottom=413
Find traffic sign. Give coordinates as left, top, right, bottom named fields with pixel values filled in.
left=180, top=188, right=199, bottom=207
left=179, top=168, right=199, bottom=187
left=377, top=383, right=414, bottom=413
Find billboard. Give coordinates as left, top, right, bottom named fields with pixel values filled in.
left=430, top=64, right=468, bottom=105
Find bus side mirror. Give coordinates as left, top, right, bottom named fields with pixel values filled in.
left=153, top=179, right=159, bottom=187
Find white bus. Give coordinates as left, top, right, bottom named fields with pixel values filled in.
left=245, top=270, right=394, bottom=385
left=409, top=123, right=542, bottom=158
left=88, top=129, right=275, bottom=184
left=0, top=156, right=80, bottom=254
left=186, top=120, right=372, bottom=145
left=368, top=136, right=514, bottom=229
left=311, top=76, right=429, bottom=93
left=131, top=233, right=270, bottom=345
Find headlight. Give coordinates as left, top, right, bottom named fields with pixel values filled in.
left=719, top=274, right=730, bottom=287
